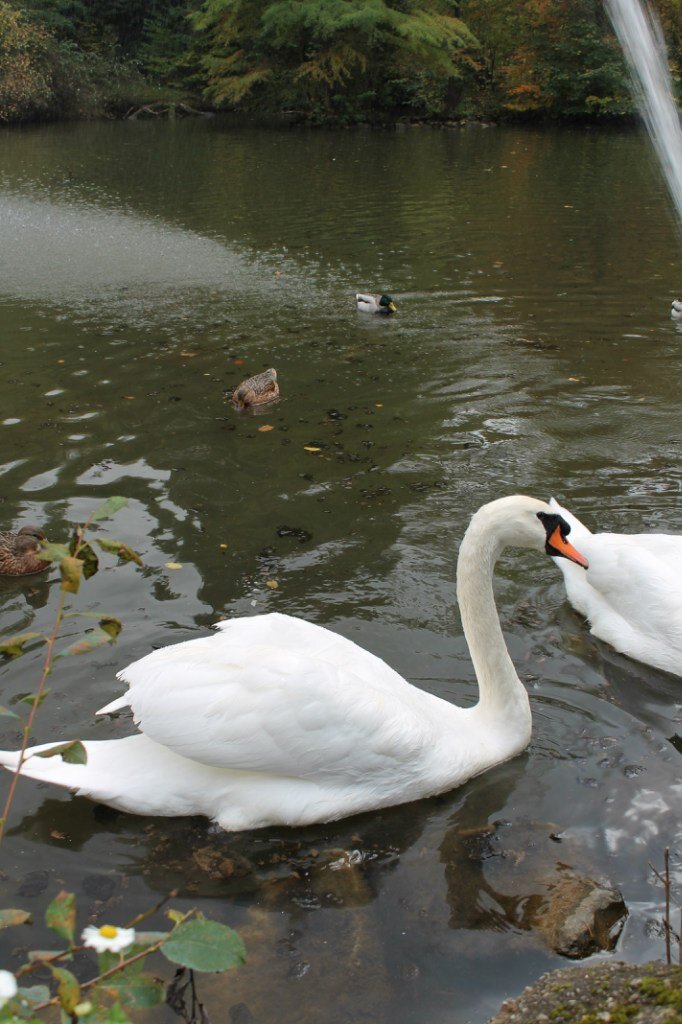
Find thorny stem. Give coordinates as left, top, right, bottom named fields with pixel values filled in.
left=0, top=515, right=95, bottom=845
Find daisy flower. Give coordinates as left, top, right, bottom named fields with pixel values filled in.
left=81, top=924, right=136, bottom=954
left=0, top=970, right=17, bottom=1008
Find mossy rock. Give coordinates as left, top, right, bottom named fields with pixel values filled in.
left=488, top=961, right=682, bottom=1023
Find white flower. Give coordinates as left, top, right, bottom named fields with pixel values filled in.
left=81, top=924, right=136, bottom=954
left=0, top=969, right=17, bottom=1008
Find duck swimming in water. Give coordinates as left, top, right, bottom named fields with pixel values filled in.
left=231, top=368, right=279, bottom=410
left=0, top=496, right=587, bottom=832
left=0, top=526, right=48, bottom=577
left=356, top=293, right=397, bottom=315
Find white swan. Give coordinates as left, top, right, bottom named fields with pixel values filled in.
left=0, top=496, right=587, bottom=831
left=549, top=497, right=682, bottom=677
left=671, top=299, right=682, bottom=319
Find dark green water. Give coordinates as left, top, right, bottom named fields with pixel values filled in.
left=0, top=119, right=680, bottom=1023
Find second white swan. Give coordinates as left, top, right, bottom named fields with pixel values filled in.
left=0, top=496, right=588, bottom=831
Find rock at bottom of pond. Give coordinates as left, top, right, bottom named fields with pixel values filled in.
left=487, top=960, right=682, bottom=1024
left=533, top=874, right=627, bottom=958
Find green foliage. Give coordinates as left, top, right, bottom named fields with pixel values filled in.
left=0, top=894, right=246, bottom=1022
left=0, top=2, right=54, bottom=120
left=195, top=0, right=477, bottom=120
left=161, top=915, right=247, bottom=972
left=45, top=890, right=76, bottom=944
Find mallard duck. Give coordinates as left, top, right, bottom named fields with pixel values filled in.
left=0, top=526, right=48, bottom=577
left=671, top=299, right=682, bottom=319
left=356, top=293, right=397, bottom=315
left=0, top=497, right=587, bottom=831
left=549, top=496, right=682, bottom=677
left=231, top=368, right=279, bottom=410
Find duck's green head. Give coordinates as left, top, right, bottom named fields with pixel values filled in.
left=379, top=294, right=397, bottom=313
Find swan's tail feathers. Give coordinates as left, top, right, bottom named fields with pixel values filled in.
left=548, top=497, right=592, bottom=539
left=96, top=694, right=130, bottom=716
left=0, top=741, right=94, bottom=793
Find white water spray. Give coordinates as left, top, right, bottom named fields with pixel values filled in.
left=605, top=0, right=682, bottom=228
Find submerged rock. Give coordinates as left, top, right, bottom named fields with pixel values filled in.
left=533, top=874, right=628, bottom=958
left=487, top=960, right=682, bottom=1024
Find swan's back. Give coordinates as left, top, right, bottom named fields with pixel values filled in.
left=112, top=612, right=460, bottom=783
left=549, top=498, right=682, bottom=674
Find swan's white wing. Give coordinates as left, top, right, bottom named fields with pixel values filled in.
left=112, top=613, right=443, bottom=780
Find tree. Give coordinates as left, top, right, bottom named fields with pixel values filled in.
left=194, top=0, right=478, bottom=120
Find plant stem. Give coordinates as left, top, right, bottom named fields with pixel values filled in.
left=31, top=940, right=167, bottom=1012
left=0, top=587, right=68, bottom=845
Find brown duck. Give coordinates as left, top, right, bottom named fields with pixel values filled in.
left=231, top=368, right=279, bottom=410
left=0, top=526, right=48, bottom=576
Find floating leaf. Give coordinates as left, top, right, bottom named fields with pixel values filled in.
left=51, top=965, right=80, bottom=1013
left=161, top=916, right=246, bottom=973
left=96, top=539, right=143, bottom=566
left=258, top=424, right=274, bottom=432
left=101, top=970, right=165, bottom=1009
left=36, top=741, right=87, bottom=765
left=45, top=891, right=76, bottom=944
left=165, top=562, right=182, bottom=570
left=303, top=446, right=321, bottom=452
left=91, top=496, right=127, bottom=522
left=219, top=543, right=228, bottom=550
left=265, top=579, right=278, bottom=590
left=0, top=908, right=31, bottom=930
left=60, top=556, right=83, bottom=594
left=37, top=542, right=71, bottom=564
left=56, top=627, right=118, bottom=659
left=0, top=633, right=44, bottom=659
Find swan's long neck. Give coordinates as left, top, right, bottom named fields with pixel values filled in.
left=456, top=508, right=532, bottom=735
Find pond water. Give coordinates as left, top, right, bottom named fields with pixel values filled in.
left=0, top=119, right=680, bottom=1023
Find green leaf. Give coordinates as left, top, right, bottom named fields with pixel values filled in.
left=50, top=965, right=80, bottom=1013
left=37, top=542, right=71, bottom=563
left=96, top=539, right=143, bottom=566
left=72, top=537, right=99, bottom=580
left=60, top=556, right=84, bottom=594
left=0, top=908, right=31, bottom=930
left=19, top=690, right=50, bottom=708
left=161, top=916, right=246, bottom=973
left=17, top=984, right=50, bottom=1004
left=99, top=970, right=164, bottom=1009
left=90, top=497, right=127, bottom=522
left=55, top=627, right=118, bottom=659
left=45, top=891, right=76, bottom=944
left=0, top=704, right=21, bottom=719
left=0, top=633, right=44, bottom=659
left=18, top=983, right=50, bottom=1004
left=87, top=1001, right=133, bottom=1024
left=35, top=741, right=87, bottom=765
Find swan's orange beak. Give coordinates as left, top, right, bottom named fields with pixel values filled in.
left=548, top=525, right=589, bottom=568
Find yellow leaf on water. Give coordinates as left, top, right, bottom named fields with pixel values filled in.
left=266, top=579, right=279, bottom=590
left=375, top=403, right=383, bottom=408
left=180, top=350, right=197, bottom=357
left=165, top=562, right=183, bottom=570
left=258, top=424, right=274, bottom=432
left=219, top=543, right=228, bottom=550
left=304, top=446, right=321, bottom=452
